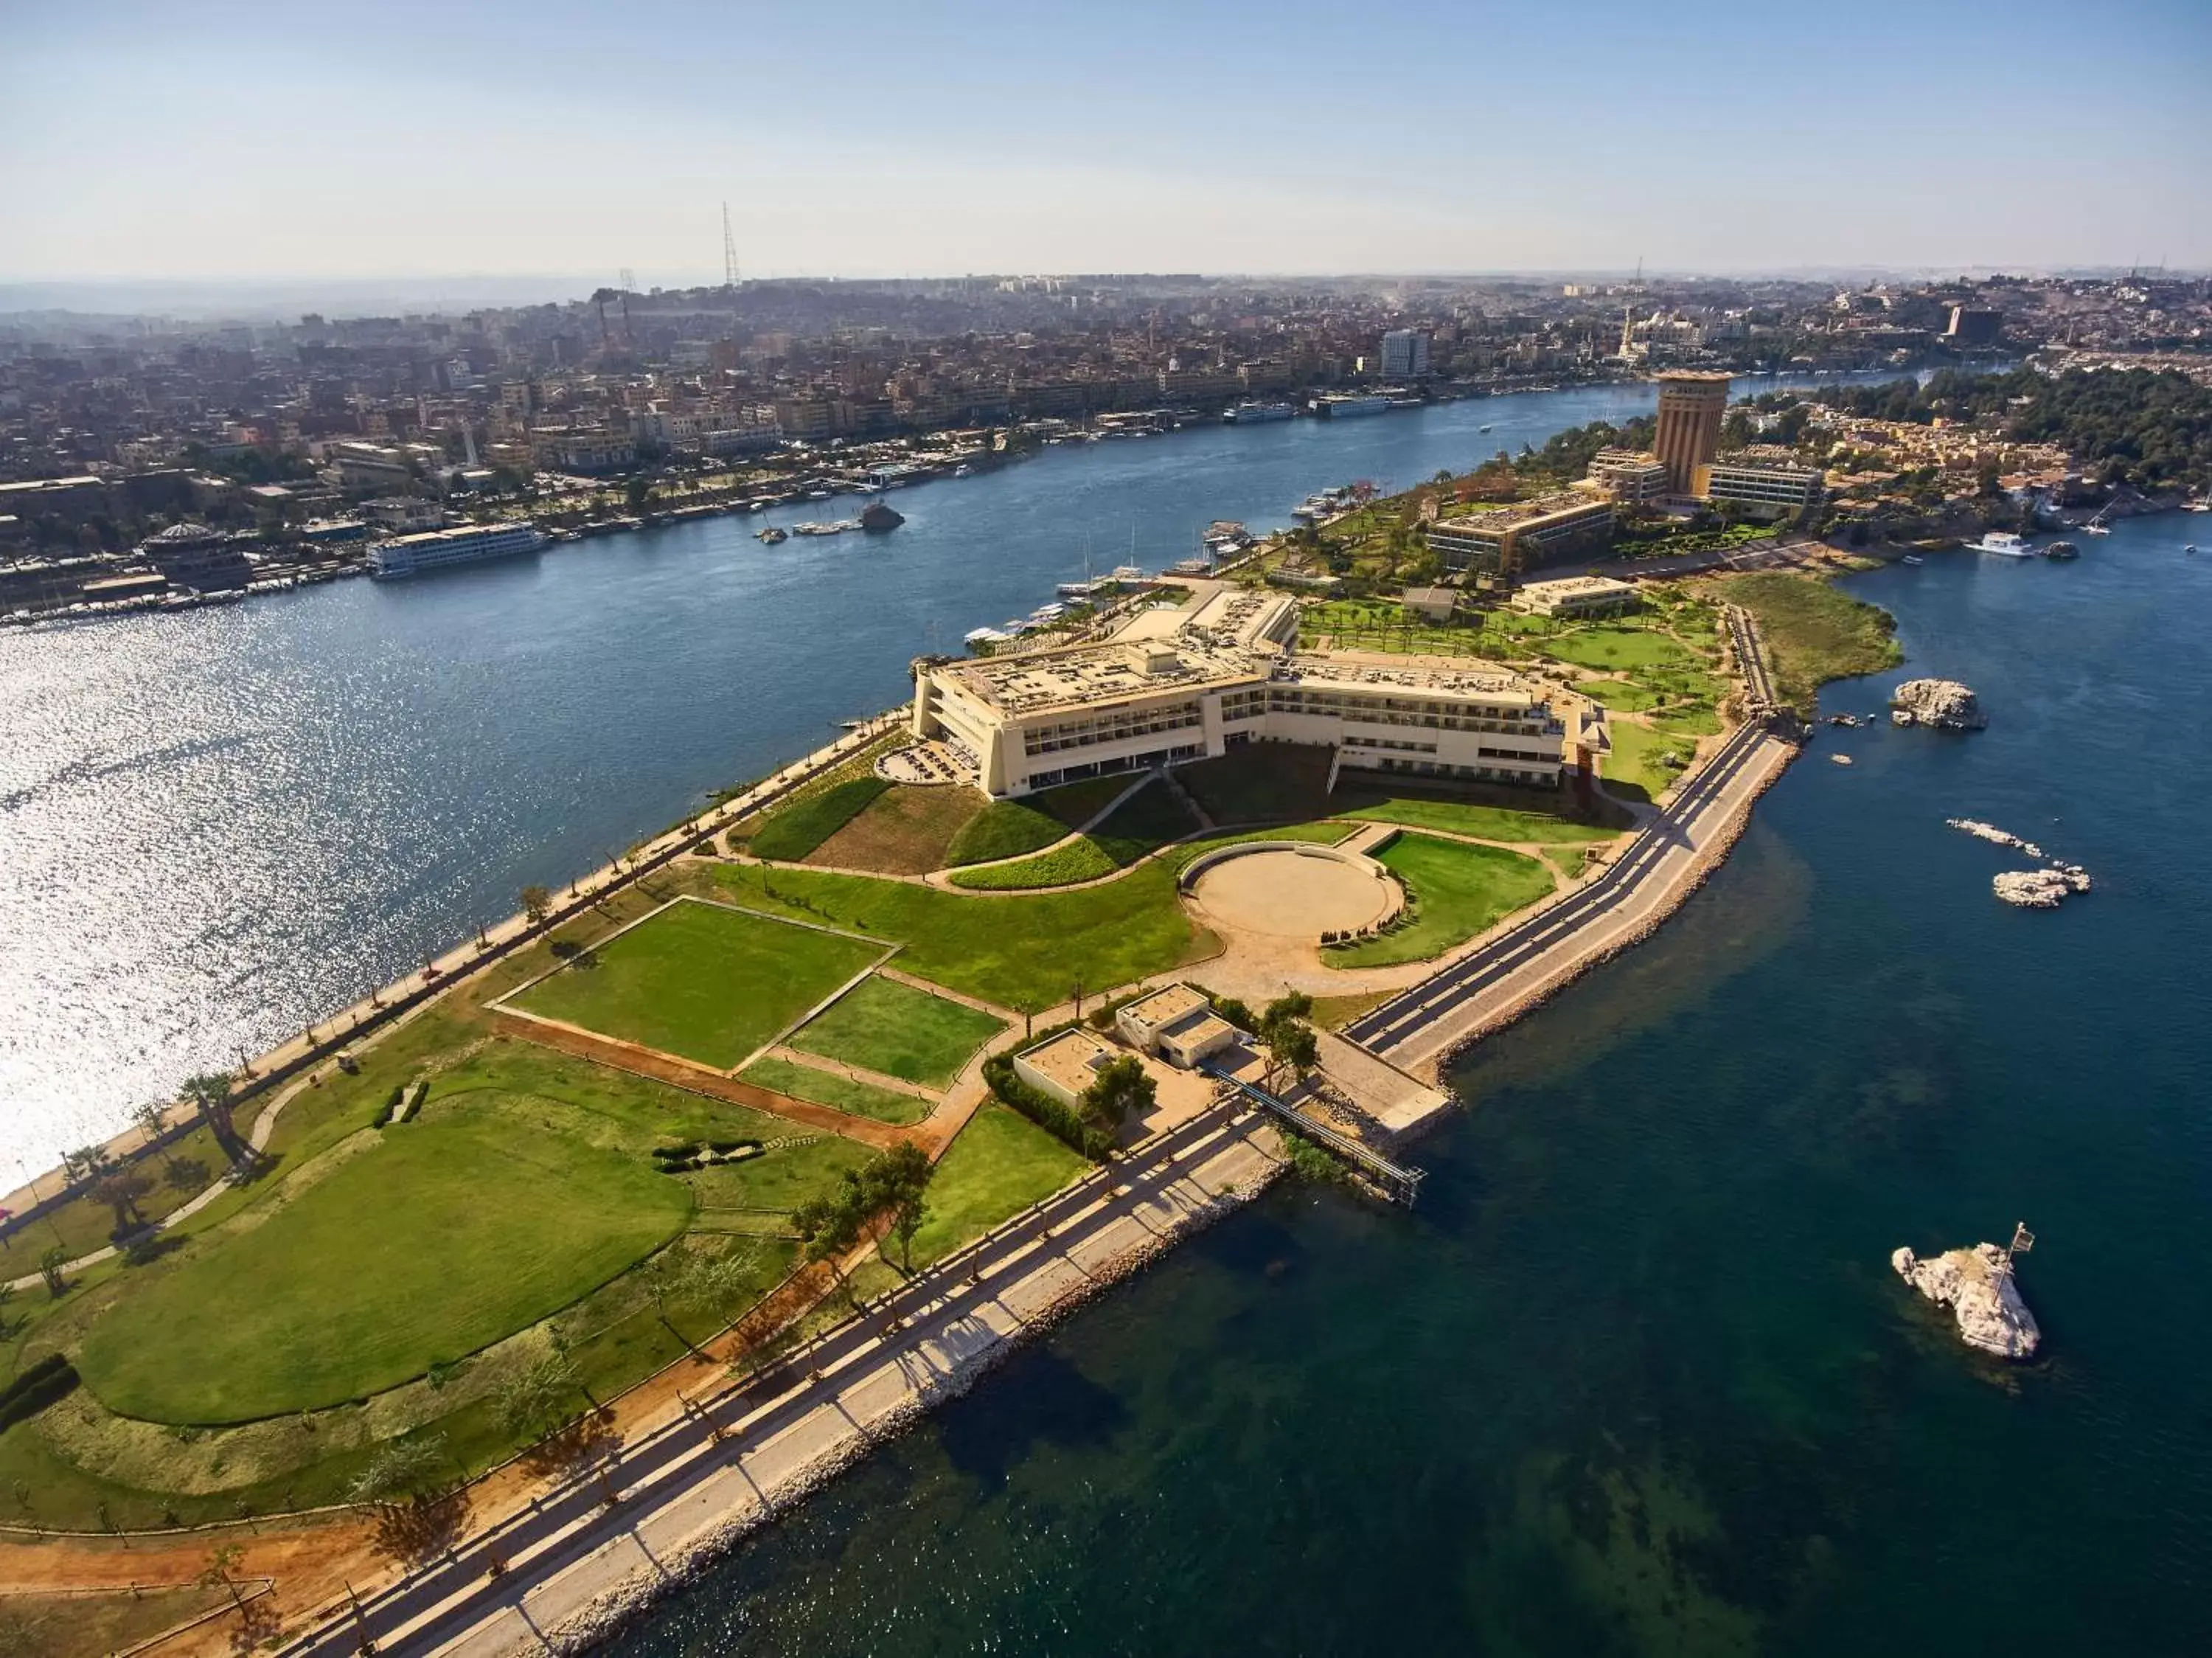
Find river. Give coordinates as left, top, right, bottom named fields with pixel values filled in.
left=1, top=373, right=1859, bottom=1172
left=602, top=510, right=2212, bottom=1657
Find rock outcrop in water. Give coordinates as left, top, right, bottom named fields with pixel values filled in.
left=1891, top=679, right=1986, bottom=730
left=1945, top=819, right=2093, bottom=908
left=1893, top=1243, right=2041, bottom=1359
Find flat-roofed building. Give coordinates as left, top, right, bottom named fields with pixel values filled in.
left=1700, top=449, right=1826, bottom=518
left=1511, top=575, right=1641, bottom=618
left=1654, top=371, right=1732, bottom=493
left=1401, top=586, right=1459, bottom=622
left=1586, top=447, right=1673, bottom=506
left=1423, top=490, right=1616, bottom=577
left=1012, top=1027, right=1119, bottom=1109
left=911, top=586, right=1565, bottom=797
left=1116, top=983, right=1239, bottom=1069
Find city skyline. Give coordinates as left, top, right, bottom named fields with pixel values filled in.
left=5, top=0, right=2209, bottom=287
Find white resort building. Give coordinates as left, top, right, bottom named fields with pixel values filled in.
left=911, top=589, right=1567, bottom=799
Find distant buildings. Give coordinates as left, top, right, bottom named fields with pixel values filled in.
left=1945, top=305, right=2003, bottom=346
left=1652, top=371, right=1731, bottom=493
left=1380, top=329, right=1431, bottom=379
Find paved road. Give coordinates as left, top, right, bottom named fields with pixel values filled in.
left=279, top=1100, right=1278, bottom=1658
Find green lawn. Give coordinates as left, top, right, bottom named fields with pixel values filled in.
left=76, top=1102, right=690, bottom=1423
left=948, top=836, right=1118, bottom=889
left=684, top=1134, right=874, bottom=1213
left=1579, top=677, right=1663, bottom=712
left=750, top=776, right=889, bottom=861
left=944, top=776, right=1134, bottom=866
left=740, top=1055, right=931, bottom=1126
left=786, top=975, right=1006, bottom=1087
left=1327, top=833, right=1555, bottom=969
left=1091, top=777, right=1202, bottom=862
left=807, top=783, right=983, bottom=875
left=1336, top=792, right=1621, bottom=844
left=894, top=1103, right=1090, bottom=1269
left=1538, top=627, right=1700, bottom=673
left=508, top=898, right=884, bottom=1068
left=1176, top=744, right=1338, bottom=825
left=700, top=859, right=1199, bottom=1015
left=1603, top=720, right=1697, bottom=802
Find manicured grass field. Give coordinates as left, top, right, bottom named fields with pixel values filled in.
left=787, top=975, right=1006, bottom=1087
left=740, top=1055, right=931, bottom=1126
left=807, top=783, right=984, bottom=874
left=1602, top=720, right=1697, bottom=802
left=1337, top=791, right=1622, bottom=844
left=895, top=1103, right=1090, bottom=1268
left=77, top=1102, right=691, bottom=1423
left=508, top=899, right=884, bottom=1069
left=749, top=777, right=888, bottom=861
left=944, top=775, right=1133, bottom=866
left=949, top=777, right=1206, bottom=888
left=700, top=860, right=1200, bottom=1014
left=1579, top=677, right=1663, bottom=712
left=1327, top=833, right=1554, bottom=969
left=1538, top=627, right=1700, bottom=673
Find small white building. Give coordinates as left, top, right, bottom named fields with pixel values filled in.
left=1012, top=1027, right=1119, bottom=1109
left=1115, top=984, right=1239, bottom=1069
left=1511, top=575, right=1641, bottom=619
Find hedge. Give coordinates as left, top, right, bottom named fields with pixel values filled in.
left=0, top=1353, right=80, bottom=1432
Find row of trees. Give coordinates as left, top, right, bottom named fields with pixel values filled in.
left=793, top=1141, right=937, bottom=1275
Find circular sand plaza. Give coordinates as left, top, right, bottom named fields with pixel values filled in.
left=1183, top=843, right=1399, bottom=939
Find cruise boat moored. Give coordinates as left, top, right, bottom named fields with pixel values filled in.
left=369, top=522, right=549, bottom=579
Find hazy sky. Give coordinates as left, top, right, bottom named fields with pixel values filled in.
left=4, top=0, right=2208, bottom=284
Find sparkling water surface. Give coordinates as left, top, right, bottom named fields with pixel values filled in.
left=599, top=518, right=2212, bottom=1656
left=2, top=377, right=1801, bottom=1170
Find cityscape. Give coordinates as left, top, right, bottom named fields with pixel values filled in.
left=2, top=3, right=2211, bottom=1657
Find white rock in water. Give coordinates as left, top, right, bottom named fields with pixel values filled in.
left=1893, top=1243, right=2041, bottom=1359
left=1891, top=679, right=1987, bottom=730
left=1993, top=868, right=2090, bottom=908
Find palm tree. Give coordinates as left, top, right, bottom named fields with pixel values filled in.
left=180, top=1072, right=256, bottom=1173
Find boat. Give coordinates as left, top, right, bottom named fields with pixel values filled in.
left=1225, top=401, right=1294, bottom=425
left=2042, top=540, right=2079, bottom=561
left=1901, top=555, right=1925, bottom=566
left=1478, top=423, right=1494, bottom=433
left=2082, top=509, right=2112, bottom=536
left=953, top=464, right=973, bottom=477
left=757, top=526, right=787, bottom=544
left=2188, top=544, right=2200, bottom=555
left=369, top=521, right=548, bottom=580
left=1971, top=532, right=2034, bottom=558
left=858, top=501, right=904, bottom=533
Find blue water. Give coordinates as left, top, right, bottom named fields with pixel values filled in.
left=601, top=518, right=2212, bottom=1657
left=0, top=375, right=1853, bottom=1170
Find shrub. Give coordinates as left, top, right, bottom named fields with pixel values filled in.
left=0, top=1353, right=80, bottom=1431
left=371, top=1085, right=403, bottom=1129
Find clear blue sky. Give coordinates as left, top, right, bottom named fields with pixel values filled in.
left=3, top=0, right=2207, bottom=282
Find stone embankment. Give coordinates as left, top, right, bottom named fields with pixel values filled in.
left=1945, top=819, right=2093, bottom=909
left=1891, top=678, right=1987, bottom=730
left=1893, top=1243, right=2042, bottom=1359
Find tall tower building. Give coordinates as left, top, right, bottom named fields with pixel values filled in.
left=1652, top=371, right=1731, bottom=494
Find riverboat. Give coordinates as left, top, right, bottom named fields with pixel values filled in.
left=1226, top=401, right=1294, bottom=424
left=1971, top=532, right=2034, bottom=558
left=369, top=522, right=549, bottom=580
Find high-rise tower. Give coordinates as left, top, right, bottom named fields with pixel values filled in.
left=1652, top=371, right=1731, bottom=495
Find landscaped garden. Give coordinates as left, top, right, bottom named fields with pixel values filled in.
left=507, top=897, right=886, bottom=1069
left=739, top=1055, right=932, bottom=1126
left=892, top=1103, right=1089, bottom=1269
left=784, top=975, right=1006, bottom=1088
left=943, top=774, right=1135, bottom=866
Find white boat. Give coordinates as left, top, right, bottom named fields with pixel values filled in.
left=1478, top=424, right=1494, bottom=433
left=1972, top=532, right=2034, bottom=558
left=1901, top=555, right=1925, bottom=566
left=2082, top=521, right=2112, bottom=535
left=369, top=522, right=548, bottom=579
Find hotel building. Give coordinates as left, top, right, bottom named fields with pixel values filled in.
left=1585, top=447, right=1674, bottom=506
left=911, top=589, right=1566, bottom=799
left=1422, top=490, right=1617, bottom=578
left=1698, top=448, right=1826, bottom=518
left=1652, top=371, right=1732, bottom=493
